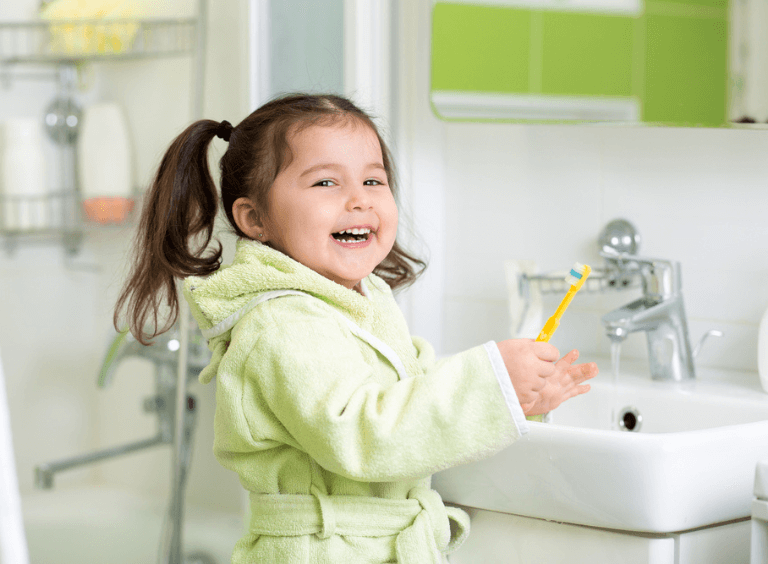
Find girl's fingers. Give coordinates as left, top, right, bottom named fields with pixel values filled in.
left=529, top=374, right=548, bottom=392
left=537, top=360, right=556, bottom=379
left=560, top=384, right=590, bottom=405
left=526, top=356, right=597, bottom=413
left=570, top=362, right=599, bottom=383
left=521, top=401, right=535, bottom=413
left=533, top=341, right=559, bottom=362
left=574, top=383, right=591, bottom=395
left=555, top=349, right=579, bottom=368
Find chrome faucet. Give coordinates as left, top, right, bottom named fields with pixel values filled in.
left=601, top=250, right=695, bottom=381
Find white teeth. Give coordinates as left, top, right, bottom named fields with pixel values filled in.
left=333, top=227, right=373, bottom=244
left=338, top=228, right=371, bottom=235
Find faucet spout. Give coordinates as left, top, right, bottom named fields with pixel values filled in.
left=602, top=296, right=669, bottom=341
left=98, top=327, right=210, bottom=388
left=34, top=434, right=167, bottom=489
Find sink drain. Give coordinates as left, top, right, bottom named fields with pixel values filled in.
left=617, top=407, right=642, bottom=432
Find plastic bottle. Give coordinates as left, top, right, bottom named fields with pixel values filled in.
left=0, top=118, right=49, bottom=231
left=78, top=102, right=133, bottom=223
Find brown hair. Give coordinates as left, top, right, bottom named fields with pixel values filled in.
left=115, top=93, right=426, bottom=344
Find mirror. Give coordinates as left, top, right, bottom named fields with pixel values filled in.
left=430, top=0, right=768, bottom=128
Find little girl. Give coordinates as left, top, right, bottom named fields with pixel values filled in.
left=115, top=93, right=597, bottom=563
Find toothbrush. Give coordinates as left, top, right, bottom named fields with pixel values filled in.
left=536, top=262, right=592, bottom=343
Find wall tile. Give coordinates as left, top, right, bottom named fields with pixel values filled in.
left=442, top=297, right=511, bottom=354
left=443, top=122, right=604, bottom=301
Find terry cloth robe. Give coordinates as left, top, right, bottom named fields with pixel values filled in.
left=184, top=238, right=529, bottom=563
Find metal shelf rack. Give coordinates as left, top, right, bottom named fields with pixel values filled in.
left=0, top=6, right=205, bottom=255
left=0, top=17, right=197, bottom=64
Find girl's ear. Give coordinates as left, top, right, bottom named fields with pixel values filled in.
left=232, top=197, right=268, bottom=240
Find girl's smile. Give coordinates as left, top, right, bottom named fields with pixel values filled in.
left=331, top=225, right=375, bottom=247
left=244, top=120, right=398, bottom=292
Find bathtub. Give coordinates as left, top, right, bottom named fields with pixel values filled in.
left=21, top=486, right=244, bottom=564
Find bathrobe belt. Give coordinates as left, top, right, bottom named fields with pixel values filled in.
left=248, top=486, right=470, bottom=563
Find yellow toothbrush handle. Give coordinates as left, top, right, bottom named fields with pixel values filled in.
left=536, top=315, right=559, bottom=343
left=536, top=287, right=577, bottom=342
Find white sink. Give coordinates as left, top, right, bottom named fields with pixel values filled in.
left=433, top=358, right=768, bottom=533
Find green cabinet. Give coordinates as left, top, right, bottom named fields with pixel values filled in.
left=432, top=5, right=533, bottom=93
left=540, top=11, right=635, bottom=98
left=431, top=1, right=729, bottom=126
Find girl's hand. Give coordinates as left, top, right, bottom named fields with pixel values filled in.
left=496, top=339, right=560, bottom=410
left=496, top=340, right=597, bottom=416
left=520, top=349, right=597, bottom=416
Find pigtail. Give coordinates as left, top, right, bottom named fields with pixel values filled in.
left=114, top=120, right=224, bottom=344
left=375, top=241, right=427, bottom=291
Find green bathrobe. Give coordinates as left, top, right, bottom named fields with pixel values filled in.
left=184, top=239, right=529, bottom=563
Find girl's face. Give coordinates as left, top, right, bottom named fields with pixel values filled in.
left=261, top=121, right=398, bottom=292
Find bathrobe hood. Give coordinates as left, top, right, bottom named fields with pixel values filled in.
left=183, top=238, right=397, bottom=384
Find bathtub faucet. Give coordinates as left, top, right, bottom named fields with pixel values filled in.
left=34, top=326, right=210, bottom=489
left=600, top=250, right=695, bottom=382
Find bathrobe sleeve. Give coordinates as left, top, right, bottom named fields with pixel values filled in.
left=240, top=302, right=524, bottom=483
left=412, top=336, right=529, bottom=436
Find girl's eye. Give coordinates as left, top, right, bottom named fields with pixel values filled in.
left=313, top=179, right=336, bottom=187
left=364, top=179, right=385, bottom=186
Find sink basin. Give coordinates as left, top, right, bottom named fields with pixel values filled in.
left=432, top=358, right=768, bottom=533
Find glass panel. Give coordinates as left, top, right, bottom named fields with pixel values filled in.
left=269, top=0, right=344, bottom=97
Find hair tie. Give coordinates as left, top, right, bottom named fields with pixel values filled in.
left=215, top=120, right=233, bottom=142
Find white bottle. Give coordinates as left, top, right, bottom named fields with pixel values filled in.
left=78, top=102, right=133, bottom=223
left=0, top=118, right=49, bottom=231
left=759, top=308, right=768, bottom=393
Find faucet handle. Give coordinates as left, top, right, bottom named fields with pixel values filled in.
left=693, top=329, right=723, bottom=359
left=98, top=329, right=132, bottom=388
left=600, top=248, right=671, bottom=268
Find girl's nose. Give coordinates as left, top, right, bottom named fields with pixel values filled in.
left=346, top=184, right=373, bottom=210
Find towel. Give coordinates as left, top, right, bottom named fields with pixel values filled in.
left=40, top=0, right=155, bottom=55
left=183, top=238, right=527, bottom=562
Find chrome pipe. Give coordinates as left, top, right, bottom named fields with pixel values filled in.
left=161, top=297, right=193, bottom=564
left=34, top=433, right=166, bottom=489
left=160, top=1, right=206, bottom=560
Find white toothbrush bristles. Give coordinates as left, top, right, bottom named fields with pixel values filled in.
left=564, top=262, right=587, bottom=287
